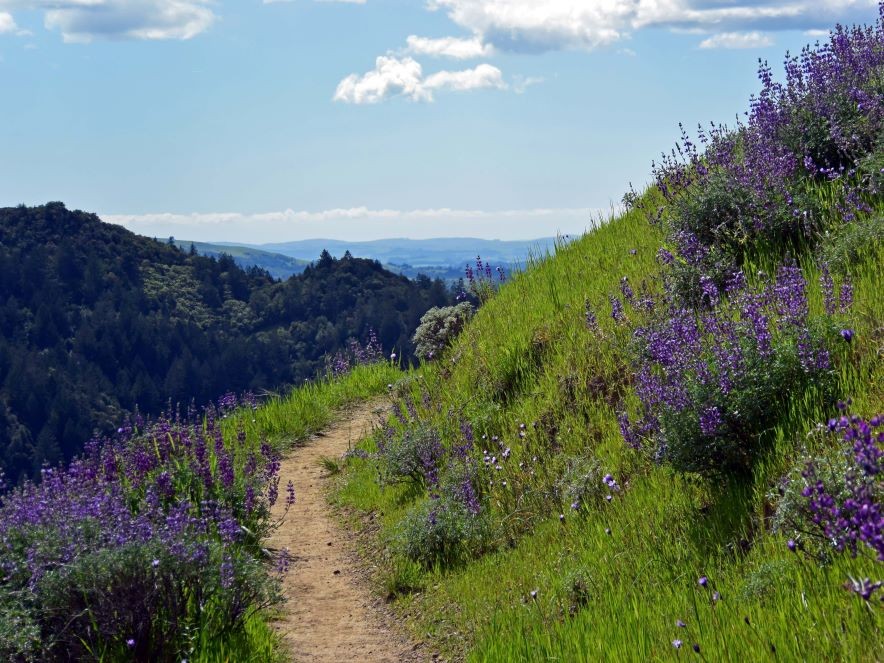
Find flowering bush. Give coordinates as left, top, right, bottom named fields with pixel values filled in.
left=649, top=7, right=884, bottom=301
left=412, top=302, right=474, bottom=362
left=0, top=394, right=289, bottom=661
left=803, top=413, right=882, bottom=560
left=324, top=328, right=384, bottom=377
left=773, top=411, right=882, bottom=599
left=375, top=423, right=446, bottom=489
left=458, top=255, right=507, bottom=304
left=621, top=266, right=841, bottom=476
left=397, top=487, right=492, bottom=569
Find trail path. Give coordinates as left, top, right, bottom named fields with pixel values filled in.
left=268, top=401, right=419, bottom=662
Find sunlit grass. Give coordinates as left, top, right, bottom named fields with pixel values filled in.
left=334, top=190, right=883, bottom=661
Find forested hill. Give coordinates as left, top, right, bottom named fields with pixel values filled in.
left=0, top=203, right=454, bottom=484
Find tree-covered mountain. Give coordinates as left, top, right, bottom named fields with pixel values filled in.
left=0, top=203, right=454, bottom=484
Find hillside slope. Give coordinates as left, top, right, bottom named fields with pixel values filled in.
left=337, top=12, right=884, bottom=662
left=174, top=240, right=311, bottom=280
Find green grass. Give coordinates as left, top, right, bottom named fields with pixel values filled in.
left=334, top=191, right=883, bottom=661
left=198, top=361, right=402, bottom=661
left=220, top=361, right=403, bottom=450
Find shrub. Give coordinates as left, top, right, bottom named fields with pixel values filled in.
left=651, top=11, right=884, bottom=292
left=621, top=266, right=840, bottom=476
left=772, top=437, right=854, bottom=563
left=773, top=411, right=882, bottom=600
left=376, top=423, right=445, bottom=488
left=397, top=490, right=492, bottom=569
left=554, top=454, right=606, bottom=513
left=412, top=302, right=474, bottom=362
left=819, top=214, right=884, bottom=274
left=0, top=393, right=288, bottom=661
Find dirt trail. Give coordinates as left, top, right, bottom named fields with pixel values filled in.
left=268, top=401, right=418, bottom=662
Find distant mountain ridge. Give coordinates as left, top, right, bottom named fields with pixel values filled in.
left=173, top=240, right=311, bottom=280
left=251, top=237, right=559, bottom=267
left=181, top=236, right=562, bottom=282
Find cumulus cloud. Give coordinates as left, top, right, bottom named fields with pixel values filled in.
left=404, top=34, right=493, bottom=59
left=426, top=0, right=879, bottom=53
left=0, top=10, right=18, bottom=33
left=103, top=206, right=599, bottom=242
left=0, top=1, right=215, bottom=42
left=699, top=31, right=774, bottom=49
left=264, top=0, right=366, bottom=4
left=334, top=55, right=505, bottom=104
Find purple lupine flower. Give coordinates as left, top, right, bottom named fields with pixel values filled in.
left=585, top=300, right=599, bottom=332
left=840, top=280, right=853, bottom=312
left=840, top=328, right=854, bottom=343
left=699, top=406, right=723, bottom=437
left=657, top=247, right=675, bottom=265
left=620, top=277, right=636, bottom=306
left=802, top=414, right=883, bottom=561
left=846, top=577, right=882, bottom=601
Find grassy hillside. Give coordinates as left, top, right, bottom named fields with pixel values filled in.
left=174, top=240, right=311, bottom=280
left=334, top=13, right=884, bottom=662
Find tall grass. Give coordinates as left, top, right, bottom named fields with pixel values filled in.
left=334, top=191, right=882, bottom=660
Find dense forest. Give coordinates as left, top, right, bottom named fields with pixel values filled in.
left=0, top=203, right=455, bottom=484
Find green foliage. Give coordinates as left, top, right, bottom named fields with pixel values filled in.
left=397, top=492, right=494, bottom=569
left=0, top=203, right=453, bottom=485
left=819, top=213, right=884, bottom=274
left=412, top=302, right=474, bottom=361
left=376, top=424, right=442, bottom=488
left=32, top=541, right=278, bottom=662
left=0, top=588, right=41, bottom=662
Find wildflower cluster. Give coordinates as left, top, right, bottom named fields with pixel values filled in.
left=458, top=255, right=507, bottom=304
left=650, top=6, right=884, bottom=300
left=802, top=412, right=883, bottom=566
left=0, top=393, right=287, bottom=660
left=622, top=266, right=843, bottom=476
left=324, top=328, right=384, bottom=377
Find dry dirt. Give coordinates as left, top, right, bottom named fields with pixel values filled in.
left=267, top=401, right=422, bottom=662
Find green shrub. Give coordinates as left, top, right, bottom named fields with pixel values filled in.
left=412, top=303, right=474, bottom=362
left=397, top=492, right=493, bottom=569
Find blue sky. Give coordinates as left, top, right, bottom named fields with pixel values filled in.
left=0, top=0, right=880, bottom=242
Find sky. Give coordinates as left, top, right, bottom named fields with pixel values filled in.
left=0, top=0, right=880, bottom=243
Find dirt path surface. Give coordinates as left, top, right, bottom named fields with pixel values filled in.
left=268, top=401, right=419, bottom=662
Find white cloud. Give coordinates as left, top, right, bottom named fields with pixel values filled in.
left=0, top=10, right=17, bottom=33
left=699, top=31, right=774, bottom=49
left=404, top=34, right=493, bottom=59
left=426, top=0, right=879, bottom=53
left=264, top=0, right=366, bottom=3
left=334, top=55, right=505, bottom=104
left=512, top=74, right=543, bottom=93
left=103, top=206, right=600, bottom=242
left=0, top=1, right=215, bottom=42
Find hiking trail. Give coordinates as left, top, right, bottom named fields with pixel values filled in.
left=268, top=400, right=421, bottom=662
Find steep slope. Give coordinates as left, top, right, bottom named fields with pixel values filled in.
left=336, top=12, right=884, bottom=661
